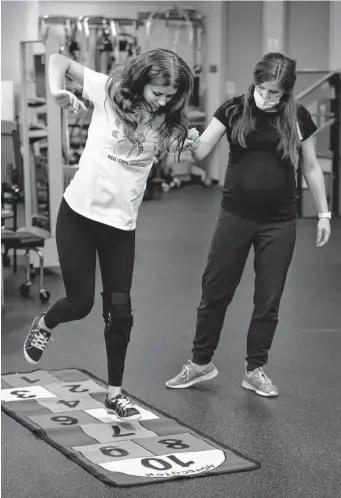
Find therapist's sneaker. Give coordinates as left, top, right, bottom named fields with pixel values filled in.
left=242, top=366, right=278, bottom=397
left=166, top=360, right=218, bottom=389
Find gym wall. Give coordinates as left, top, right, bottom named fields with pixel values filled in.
left=1, top=1, right=39, bottom=96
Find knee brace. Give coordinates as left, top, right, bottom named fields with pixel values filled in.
left=102, top=292, right=133, bottom=346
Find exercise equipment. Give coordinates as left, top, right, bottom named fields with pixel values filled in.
left=19, top=36, right=63, bottom=268
left=145, top=8, right=194, bottom=54
left=81, top=16, right=117, bottom=73
left=1, top=122, right=50, bottom=303
left=139, top=7, right=204, bottom=107
left=39, top=16, right=88, bottom=166
left=19, top=17, right=92, bottom=269
left=80, top=17, right=142, bottom=73
left=112, top=29, right=141, bottom=66
left=39, top=15, right=83, bottom=61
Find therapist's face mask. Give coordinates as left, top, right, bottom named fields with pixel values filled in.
left=254, top=87, right=282, bottom=110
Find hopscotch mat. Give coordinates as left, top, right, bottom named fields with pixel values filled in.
left=1, top=368, right=260, bottom=487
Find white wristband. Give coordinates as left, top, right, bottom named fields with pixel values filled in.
left=318, top=212, right=331, bottom=219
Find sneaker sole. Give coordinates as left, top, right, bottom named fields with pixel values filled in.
left=165, top=368, right=219, bottom=389
left=241, top=380, right=278, bottom=397
left=23, top=345, right=40, bottom=365
left=105, top=408, right=141, bottom=422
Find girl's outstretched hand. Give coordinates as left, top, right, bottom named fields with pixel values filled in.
left=51, top=89, right=87, bottom=113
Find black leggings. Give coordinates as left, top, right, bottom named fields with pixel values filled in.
left=192, top=208, right=296, bottom=370
left=44, top=198, right=135, bottom=386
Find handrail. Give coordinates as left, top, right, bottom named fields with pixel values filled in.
left=296, top=70, right=340, bottom=101
left=296, top=69, right=340, bottom=216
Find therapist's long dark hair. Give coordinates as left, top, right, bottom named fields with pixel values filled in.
left=227, top=52, right=300, bottom=168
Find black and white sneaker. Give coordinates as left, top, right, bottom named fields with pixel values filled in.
left=104, top=393, right=141, bottom=421
left=24, top=315, right=52, bottom=364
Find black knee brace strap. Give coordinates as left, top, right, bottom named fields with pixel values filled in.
left=102, top=292, right=131, bottom=317
left=101, top=292, right=133, bottom=338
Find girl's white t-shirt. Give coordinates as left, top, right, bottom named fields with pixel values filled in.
left=63, top=67, right=161, bottom=231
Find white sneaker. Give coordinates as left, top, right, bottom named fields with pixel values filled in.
left=242, top=367, right=278, bottom=397
left=166, top=360, right=218, bottom=389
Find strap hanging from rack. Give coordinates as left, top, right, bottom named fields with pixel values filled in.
left=145, top=7, right=194, bottom=52
left=80, top=16, right=117, bottom=52
left=39, top=16, right=72, bottom=47
left=38, top=15, right=83, bottom=58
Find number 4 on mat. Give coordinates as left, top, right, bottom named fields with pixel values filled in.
left=57, top=399, right=80, bottom=409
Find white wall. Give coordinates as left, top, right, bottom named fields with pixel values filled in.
left=287, top=1, right=330, bottom=69
left=225, top=1, right=263, bottom=96
left=329, top=0, right=341, bottom=70
left=1, top=0, right=39, bottom=100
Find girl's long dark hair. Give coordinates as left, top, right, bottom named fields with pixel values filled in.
left=226, top=52, right=300, bottom=168
left=105, top=48, right=194, bottom=155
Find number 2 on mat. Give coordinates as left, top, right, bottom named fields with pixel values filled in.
left=63, top=384, right=89, bottom=393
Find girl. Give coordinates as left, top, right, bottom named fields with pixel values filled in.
left=166, top=52, right=331, bottom=397
left=24, top=48, right=195, bottom=420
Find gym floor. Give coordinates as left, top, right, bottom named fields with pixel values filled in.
left=2, top=186, right=340, bottom=498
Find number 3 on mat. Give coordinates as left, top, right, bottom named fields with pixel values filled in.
left=9, top=390, right=36, bottom=399
left=2, top=386, right=57, bottom=402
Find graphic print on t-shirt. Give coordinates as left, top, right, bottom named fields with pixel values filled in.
left=112, top=118, right=126, bottom=143
left=111, top=117, right=158, bottom=161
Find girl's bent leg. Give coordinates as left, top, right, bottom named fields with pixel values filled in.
left=44, top=198, right=97, bottom=329
left=24, top=199, right=97, bottom=365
